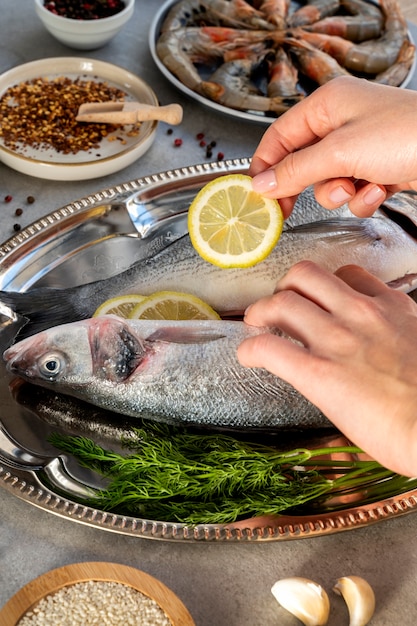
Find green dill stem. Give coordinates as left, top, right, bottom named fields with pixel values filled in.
left=49, top=426, right=417, bottom=525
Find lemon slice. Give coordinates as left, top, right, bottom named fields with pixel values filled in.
left=93, top=294, right=146, bottom=318
left=128, top=291, right=220, bottom=320
left=187, top=173, right=283, bottom=268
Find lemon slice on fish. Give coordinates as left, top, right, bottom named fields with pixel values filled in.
left=188, top=173, right=283, bottom=268
left=128, top=291, right=220, bottom=320
left=93, top=294, right=146, bottom=318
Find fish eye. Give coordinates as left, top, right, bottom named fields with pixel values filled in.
left=37, top=352, right=66, bottom=380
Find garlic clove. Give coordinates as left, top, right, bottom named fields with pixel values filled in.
left=271, top=577, right=330, bottom=626
left=333, top=575, right=376, bottom=626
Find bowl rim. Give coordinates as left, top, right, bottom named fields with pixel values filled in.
left=34, top=0, right=135, bottom=24
left=0, top=562, right=195, bottom=626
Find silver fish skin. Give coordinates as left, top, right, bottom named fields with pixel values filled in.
left=3, top=316, right=331, bottom=430
left=2, top=188, right=417, bottom=336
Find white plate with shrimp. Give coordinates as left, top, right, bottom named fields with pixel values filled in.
left=149, top=0, right=416, bottom=124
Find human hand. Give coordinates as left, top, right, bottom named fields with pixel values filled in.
left=237, top=261, right=417, bottom=476
left=250, top=76, right=417, bottom=218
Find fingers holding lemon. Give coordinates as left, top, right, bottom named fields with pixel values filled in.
left=188, top=174, right=283, bottom=269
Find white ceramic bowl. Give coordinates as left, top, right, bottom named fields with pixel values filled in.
left=34, top=0, right=135, bottom=50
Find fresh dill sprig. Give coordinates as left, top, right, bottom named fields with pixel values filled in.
left=48, top=423, right=417, bottom=525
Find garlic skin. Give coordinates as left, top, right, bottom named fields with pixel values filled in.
left=271, top=577, right=330, bottom=626
left=333, top=576, right=376, bottom=626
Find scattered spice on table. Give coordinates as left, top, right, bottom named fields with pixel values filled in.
left=0, top=77, right=135, bottom=155
left=43, top=0, right=126, bottom=20
left=167, top=128, right=225, bottom=160
left=17, top=580, right=172, bottom=626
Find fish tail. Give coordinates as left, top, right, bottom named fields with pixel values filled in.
left=0, top=287, right=88, bottom=339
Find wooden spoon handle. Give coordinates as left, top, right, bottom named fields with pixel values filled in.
left=135, top=103, right=183, bottom=125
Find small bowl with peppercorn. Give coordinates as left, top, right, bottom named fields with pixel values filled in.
left=34, top=0, right=135, bottom=50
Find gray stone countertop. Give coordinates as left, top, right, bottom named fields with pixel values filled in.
left=1, top=2, right=417, bottom=625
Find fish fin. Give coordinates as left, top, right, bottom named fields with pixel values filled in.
left=0, top=288, right=86, bottom=340
left=289, top=218, right=377, bottom=242
left=147, top=327, right=226, bottom=344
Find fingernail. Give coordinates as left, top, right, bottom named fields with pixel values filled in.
left=251, top=169, right=278, bottom=194
left=329, top=185, right=352, bottom=205
left=243, top=304, right=252, bottom=318
left=363, top=184, right=385, bottom=206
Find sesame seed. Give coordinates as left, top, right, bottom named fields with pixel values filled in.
left=17, top=580, right=173, bottom=626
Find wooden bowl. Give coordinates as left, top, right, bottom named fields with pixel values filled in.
left=0, top=561, right=195, bottom=625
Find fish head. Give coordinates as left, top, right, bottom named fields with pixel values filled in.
left=3, top=316, right=148, bottom=391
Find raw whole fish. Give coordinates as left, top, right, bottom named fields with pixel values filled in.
left=2, top=189, right=417, bottom=339
left=4, top=316, right=332, bottom=430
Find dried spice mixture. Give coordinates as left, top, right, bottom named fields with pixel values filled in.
left=0, top=76, right=137, bottom=155
left=17, top=580, right=173, bottom=626
left=44, top=0, right=126, bottom=20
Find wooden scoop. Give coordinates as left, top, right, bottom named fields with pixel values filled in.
left=76, top=101, right=183, bottom=125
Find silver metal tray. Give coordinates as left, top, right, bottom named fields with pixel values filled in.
left=1, top=157, right=417, bottom=542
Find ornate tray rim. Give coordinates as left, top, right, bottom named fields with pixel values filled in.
left=1, top=157, right=417, bottom=542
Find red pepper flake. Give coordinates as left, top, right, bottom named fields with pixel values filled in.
left=4, top=195, right=12, bottom=203
left=174, top=138, right=183, bottom=147
left=199, top=140, right=206, bottom=147
left=196, top=132, right=205, bottom=140
left=217, top=152, right=224, bottom=160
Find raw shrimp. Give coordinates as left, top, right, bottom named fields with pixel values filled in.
left=267, top=47, right=304, bottom=97
left=256, top=0, right=291, bottom=28
left=200, top=57, right=301, bottom=113
left=294, top=28, right=354, bottom=60
left=295, top=0, right=409, bottom=74
left=374, top=39, right=416, bottom=86
left=306, top=0, right=384, bottom=42
left=223, top=42, right=267, bottom=62
left=157, top=28, right=223, bottom=92
left=156, top=0, right=413, bottom=115
left=289, top=0, right=340, bottom=27
left=161, top=0, right=273, bottom=32
left=287, top=37, right=350, bottom=85
left=156, top=26, right=274, bottom=92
